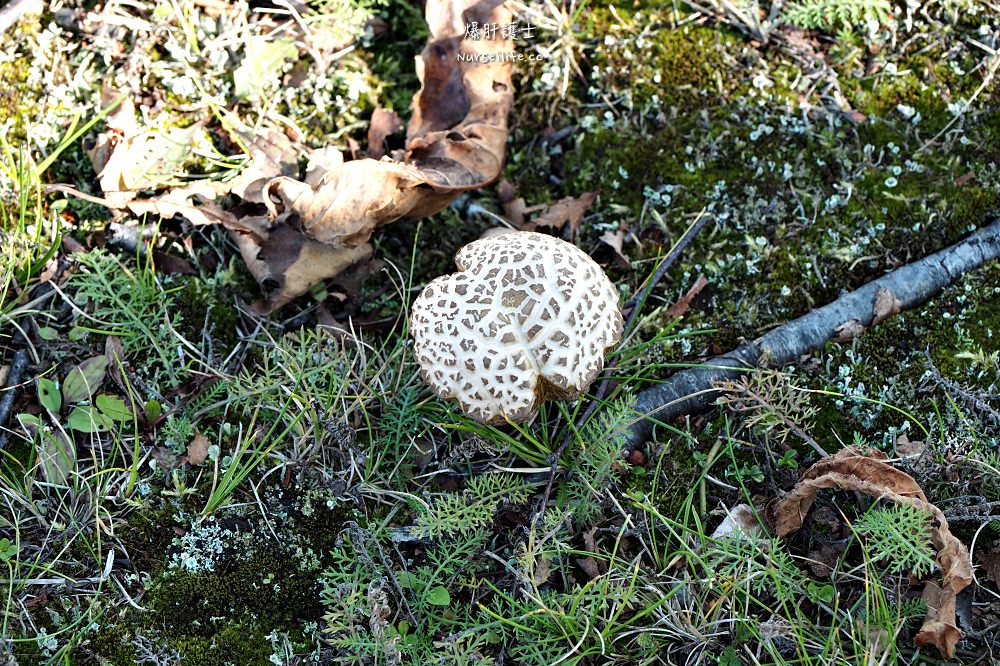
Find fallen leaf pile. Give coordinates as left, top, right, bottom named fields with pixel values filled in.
left=768, top=446, right=973, bottom=659
left=72, top=0, right=515, bottom=312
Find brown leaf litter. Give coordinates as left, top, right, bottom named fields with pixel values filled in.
left=768, top=446, right=974, bottom=659
left=70, top=0, right=515, bottom=312
left=520, top=191, right=597, bottom=238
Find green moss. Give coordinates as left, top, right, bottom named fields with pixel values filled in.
left=169, top=625, right=272, bottom=666
left=0, top=15, right=42, bottom=143
left=86, top=623, right=272, bottom=666
left=364, top=0, right=427, bottom=117
left=120, top=499, right=179, bottom=574
left=590, top=23, right=747, bottom=111
left=84, top=488, right=369, bottom=665
left=167, top=270, right=245, bottom=354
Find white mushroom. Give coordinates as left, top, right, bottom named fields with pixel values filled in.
left=410, top=231, right=623, bottom=424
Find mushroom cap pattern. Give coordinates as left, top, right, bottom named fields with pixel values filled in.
left=410, top=231, right=623, bottom=424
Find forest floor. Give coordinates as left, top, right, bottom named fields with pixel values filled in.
left=1, top=0, right=1000, bottom=664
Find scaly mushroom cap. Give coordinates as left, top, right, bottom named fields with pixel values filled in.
left=410, top=231, right=623, bottom=424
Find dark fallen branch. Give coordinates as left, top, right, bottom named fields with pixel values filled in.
left=627, top=219, right=1000, bottom=446
left=0, top=349, right=30, bottom=451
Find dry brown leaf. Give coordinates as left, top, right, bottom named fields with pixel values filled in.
left=599, top=229, right=631, bottom=271
left=186, top=431, right=210, bottom=466
left=262, top=0, right=513, bottom=247
left=84, top=87, right=140, bottom=208
left=151, top=446, right=177, bottom=470
left=104, top=336, right=126, bottom=386
left=894, top=433, right=926, bottom=458
left=872, top=287, right=903, bottom=325
left=916, top=581, right=963, bottom=656
left=857, top=621, right=890, bottom=666
left=832, top=318, right=866, bottom=342
left=524, top=192, right=597, bottom=238
left=576, top=557, right=603, bottom=580
left=230, top=222, right=374, bottom=312
left=126, top=181, right=237, bottom=228
left=75, top=0, right=514, bottom=313
left=769, top=446, right=973, bottom=658
left=665, top=275, right=709, bottom=319
left=367, top=107, right=401, bottom=159
left=85, top=87, right=204, bottom=207
left=532, top=554, right=552, bottom=586
left=151, top=250, right=196, bottom=275
left=223, top=118, right=300, bottom=204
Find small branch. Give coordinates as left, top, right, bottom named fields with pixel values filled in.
left=0, top=349, right=30, bottom=451
left=627, top=219, right=1000, bottom=446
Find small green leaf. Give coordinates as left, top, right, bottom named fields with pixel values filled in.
left=62, top=356, right=109, bottom=404
left=37, top=326, right=59, bottom=341
left=425, top=586, right=450, bottom=606
left=807, top=582, right=835, bottom=604
left=16, top=413, right=43, bottom=429
left=233, top=37, right=298, bottom=100
left=38, top=430, right=76, bottom=485
left=0, top=537, right=17, bottom=561
left=67, top=405, right=113, bottom=433
left=37, top=378, right=62, bottom=413
left=144, top=399, right=162, bottom=422
left=95, top=394, right=132, bottom=422
left=68, top=326, right=88, bottom=341
left=396, top=571, right=419, bottom=589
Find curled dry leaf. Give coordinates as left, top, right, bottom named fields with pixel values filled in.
left=768, top=446, right=973, bottom=659
left=367, top=107, right=402, bottom=159
left=522, top=192, right=597, bottom=238
left=872, top=287, right=903, bottom=325
left=74, top=0, right=514, bottom=312
left=186, top=431, right=210, bottom=466
left=263, top=0, right=514, bottom=249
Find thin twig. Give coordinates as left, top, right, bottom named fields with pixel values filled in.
left=536, top=213, right=712, bottom=509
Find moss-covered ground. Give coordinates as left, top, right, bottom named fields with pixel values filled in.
left=1, top=0, right=999, bottom=664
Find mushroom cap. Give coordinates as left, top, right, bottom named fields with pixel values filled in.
left=410, top=231, right=623, bottom=424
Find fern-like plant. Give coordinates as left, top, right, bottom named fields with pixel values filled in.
left=71, top=249, right=185, bottom=386
left=416, top=473, right=531, bottom=538
left=783, top=0, right=891, bottom=31
left=855, top=503, right=936, bottom=578
left=557, top=395, right=635, bottom=525
left=717, top=370, right=825, bottom=456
